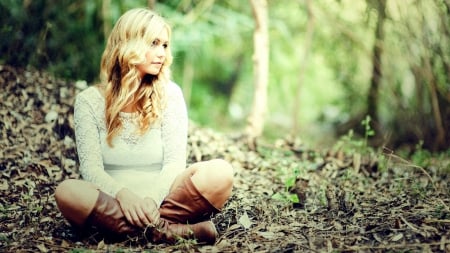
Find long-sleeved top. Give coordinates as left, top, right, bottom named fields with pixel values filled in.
left=73, top=81, right=188, bottom=206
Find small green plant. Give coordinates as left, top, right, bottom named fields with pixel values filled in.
left=272, top=166, right=301, bottom=204
left=377, top=152, right=391, bottom=173
left=410, top=181, right=427, bottom=200
left=171, top=237, right=198, bottom=251
left=333, top=115, right=376, bottom=156
left=411, top=141, right=432, bottom=168
left=341, top=168, right=355, bottom=180
left=69, top=249, right=93, bottom=253
left=433, top=205, right=448, bottom=219
left=361, top=115, right=375, bottom=146
left=317, top=185, right=328, bottom=207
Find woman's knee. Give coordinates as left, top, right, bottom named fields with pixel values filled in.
left=211, top=159, right=233, bottom=181
left=55, top=179, right=78, bottom=205
left=196, top=159, right=234, bottom=191
left=192, top=159, right=234, bottom=209
left=55, top=179, right=98, bottom=209
left=54, top=179, right=99, bottom=225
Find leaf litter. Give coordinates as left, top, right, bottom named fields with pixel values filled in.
left=0, top=65, right=449, bottom=252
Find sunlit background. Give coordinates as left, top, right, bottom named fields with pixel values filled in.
left=1, top=0, right=448, bottom=151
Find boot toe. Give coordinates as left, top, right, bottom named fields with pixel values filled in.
left=195, top=221, right=218, bottom=245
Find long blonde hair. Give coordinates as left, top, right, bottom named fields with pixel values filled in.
left=100, top=8, right=173, bottom=146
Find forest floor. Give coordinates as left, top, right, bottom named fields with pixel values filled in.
left=1, top=65, right=449, bottom=253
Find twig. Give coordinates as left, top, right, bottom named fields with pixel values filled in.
left=384, top=152, right=436, bottom=190
left=399, top=215, right=421, bottom=233
left=424, top=218, right=450, bottom=224
left=437, top=198, right=450, bottom=212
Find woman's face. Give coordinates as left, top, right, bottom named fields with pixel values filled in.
left=137, top=28, right=169, bottom=77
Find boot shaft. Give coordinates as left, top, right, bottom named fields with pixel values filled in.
left=159, top=175, right=219, bottom=224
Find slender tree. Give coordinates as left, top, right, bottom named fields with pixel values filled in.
left=148, top=0, right=156, bottom=9
left=366, top=0, right=386, bottom=135
left=245, top=0, right=269, bottom=149
left=102, top=0, right=111, bottom=41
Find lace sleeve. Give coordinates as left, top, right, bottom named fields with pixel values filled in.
left=74, top=93, right=124, bottom=197
left=156, top=82, right=188, bottom=204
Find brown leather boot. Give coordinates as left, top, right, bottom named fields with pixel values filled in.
left=150, top=174, right=220, bottom=244
left=159, top=175, right=219, bottom=224
left=148, top=218, right=217, bottom=245
left=84, top=191, right=139, bottom=241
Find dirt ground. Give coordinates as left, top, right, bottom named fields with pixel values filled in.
left=1, top=65, right=449, bottom=252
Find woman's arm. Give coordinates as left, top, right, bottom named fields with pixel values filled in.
left=74, top=93, right=124, bottom=197
left=157, top=82, right=188, bottom=205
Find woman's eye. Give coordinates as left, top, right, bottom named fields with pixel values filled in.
left=150, top=40, right=167, bottom=48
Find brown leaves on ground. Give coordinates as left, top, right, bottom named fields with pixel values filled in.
left=0, top=65, right=449, bottom=252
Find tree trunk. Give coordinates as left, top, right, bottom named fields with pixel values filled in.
left=148, top=0, right=156, bottom=10
left=426, top=58, right=446, bottom=149
left=292, top=0, right=315, bottom=138
left=102, top=0, right=111, bottom=40
left=366, top=0, right=386, bottom=134
left=245, top=0, right=269, bottom=149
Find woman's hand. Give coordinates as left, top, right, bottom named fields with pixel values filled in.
left=116, top=188, right=160, bottom=228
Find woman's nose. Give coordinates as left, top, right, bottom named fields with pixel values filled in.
left=156, top=46, right=166, bottom=58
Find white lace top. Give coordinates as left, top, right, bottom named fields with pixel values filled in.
left=73, top=82, right=188, bottom=206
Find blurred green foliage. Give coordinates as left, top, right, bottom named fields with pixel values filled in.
left=0, top=0, right=104, bottom=80
left=1, top=0, right=449, bottom=151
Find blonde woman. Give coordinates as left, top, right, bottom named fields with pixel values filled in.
left=54, top=8, right=233, bottom=245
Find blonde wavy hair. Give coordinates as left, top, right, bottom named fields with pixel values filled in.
left=99, top=8, right=173, bottom=146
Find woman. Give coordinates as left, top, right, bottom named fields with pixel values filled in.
left=54, top=8, right=233, bottom=245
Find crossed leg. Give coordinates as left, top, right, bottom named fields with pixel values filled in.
left=184, top=159, right=234, bottom=209
left=55, top=159, right=234, bottom=226
left=55, top=179, right=99, bottom=227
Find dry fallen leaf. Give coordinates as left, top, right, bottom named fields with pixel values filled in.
left=36, top=243, right=48, bottom=253
left=391, top=233, right=403, bottom=242
left=238, top=211, right=253, bottom=229
left=257, top=231, right=276, bottom=239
